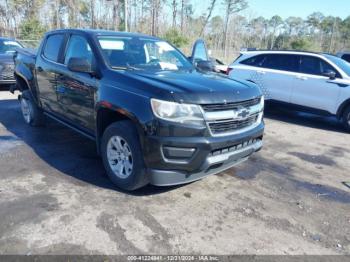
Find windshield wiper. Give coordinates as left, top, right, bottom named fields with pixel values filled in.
left=126, top=63, right=142, bottom=71
left=111, top=64, right=142, bottom=71
left=111, top=66, right=129, bottom=70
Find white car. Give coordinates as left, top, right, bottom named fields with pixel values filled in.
left=228, top=51, right=350, bottom=131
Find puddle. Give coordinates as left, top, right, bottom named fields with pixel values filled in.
left=292, top=178, right=350, bottom=204
left=288, top=152, right=336, bottom=166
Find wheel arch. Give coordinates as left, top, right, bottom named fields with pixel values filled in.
left=14, top=73, right=30, bottom=91
left=95, top=103, right=146, bottom=155
left=336, top=98, right=350, bottom=119
left=14, top=72, right=41, bottom=105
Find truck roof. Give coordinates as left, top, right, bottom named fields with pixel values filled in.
left=46, top=29, right=160, bottom=40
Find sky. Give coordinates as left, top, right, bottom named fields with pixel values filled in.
left=192, top=0, right=350, bottom=19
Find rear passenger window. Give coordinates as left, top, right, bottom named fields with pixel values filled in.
left=43, top=34, right=64, bottom=62
left=262, top=54, right=298, bottom=72
left=299, top=56, right=322, bottom=75
left=240, top=55, right=265, bottom=67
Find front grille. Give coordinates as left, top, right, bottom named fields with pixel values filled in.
left=208, top=114, right=259, bottom=135
left=201, top=97, right=261, bottom=112
left=0, top=63, right=15, bottom=80
left=201, top=97, right=263, bottom=136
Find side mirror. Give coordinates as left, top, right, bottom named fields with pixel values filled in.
left=323, top=70, right=336, bottom=80
left=196, top=60, right=214, bottom=72
left=67, top=57, right=93, bottom=74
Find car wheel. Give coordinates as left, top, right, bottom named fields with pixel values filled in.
left=20, top=90, right=45, bottom=126
left=342, top=106, right=350, bottom=132
left=101, top=120, right=149, bottom=191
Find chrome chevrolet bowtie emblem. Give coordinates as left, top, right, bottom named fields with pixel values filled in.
left=236, top=108, right=250, bottom=119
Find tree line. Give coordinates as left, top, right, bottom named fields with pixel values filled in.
left=1, top=0, right=349, bottom=62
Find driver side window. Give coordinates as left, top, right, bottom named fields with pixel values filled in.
left=320, top=59, right=341, bottom=78
left=64, top=35, right=94, bottom=66
left=299, top=56, right=340, bottom=78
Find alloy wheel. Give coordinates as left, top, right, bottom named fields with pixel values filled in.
left=106, top=136, right=133, bottom=179
left=21, top=98, right=31, bottom=124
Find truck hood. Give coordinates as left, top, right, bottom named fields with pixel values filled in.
left=127, top=70, right=261, bottom=104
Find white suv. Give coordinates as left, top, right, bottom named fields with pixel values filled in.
left=228, top=51, right=350, bottom=131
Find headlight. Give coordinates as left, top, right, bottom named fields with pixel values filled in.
left=248, top=96, right=265, bottom=115
left=151, top=98, right=205, bottom=126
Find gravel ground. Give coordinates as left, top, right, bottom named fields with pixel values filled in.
left=0, top=89, right=349, bottom=255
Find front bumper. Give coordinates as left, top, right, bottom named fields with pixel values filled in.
left=143, top=122, right=264, bottom=186
left=149, top=138, right=262, bottom=186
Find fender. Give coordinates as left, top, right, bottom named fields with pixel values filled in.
left=95, top=101, right=149, bottom=155
left=14, top=61, right=41, bottom=104
left=15, top=62, right=33, bottom=88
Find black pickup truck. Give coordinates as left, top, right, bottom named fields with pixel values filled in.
left=14, top=29, right=264, bottom=190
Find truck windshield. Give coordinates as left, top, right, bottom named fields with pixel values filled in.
left=98, top=36, right=193, bottom=71
left=0, top=40, right=23, bottom=54
left=325, top=54, right=350, bottom=77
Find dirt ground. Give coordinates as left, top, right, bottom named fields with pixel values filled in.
left=0, top=89, right=349, bottom=255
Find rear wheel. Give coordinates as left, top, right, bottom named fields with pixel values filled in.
left=342, top=106, right=350, bottom=132
left=20, top=90, right=45, bottom=126
left=101, top=120, right=148, bottom=191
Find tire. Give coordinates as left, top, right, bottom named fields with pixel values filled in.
left=20, top=90, right=45, bottom=126
left=101, top=120, right=149, bottom=191
left=342, top=106, right=350, bottom=132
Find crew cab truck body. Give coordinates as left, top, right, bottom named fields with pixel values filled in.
left=14, top=29, right=264, bottom=190
left=228, top=51, right=350, bottom=132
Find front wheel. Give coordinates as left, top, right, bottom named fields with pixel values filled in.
left=101, top=120, right=149, bottom=191
left=20, top=90, right=45, bottom=126
left=342, top=106, right=350, bottom=132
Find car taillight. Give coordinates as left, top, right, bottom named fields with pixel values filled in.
left=226, top=67, right=233, bottom=75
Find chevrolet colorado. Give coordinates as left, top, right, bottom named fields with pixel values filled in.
left=14, top=29, right=264, bottom=191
